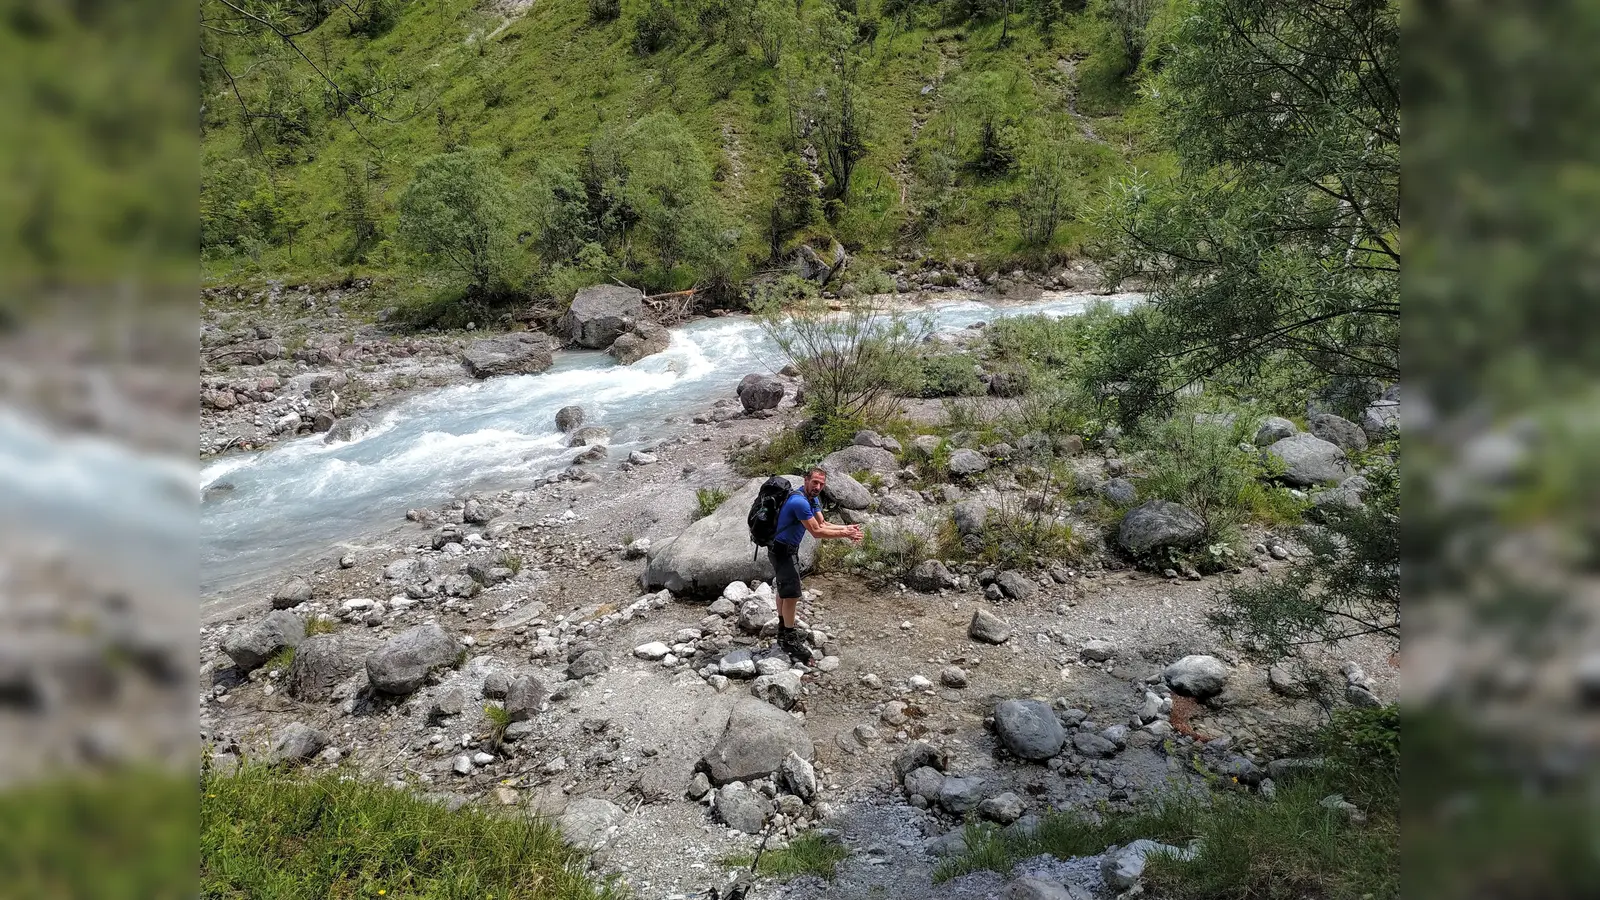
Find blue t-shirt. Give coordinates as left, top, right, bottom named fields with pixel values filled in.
left=774, top=492, right=820, bottom=547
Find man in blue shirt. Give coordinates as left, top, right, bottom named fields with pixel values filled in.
left=770, top=467, right=862, bottom=660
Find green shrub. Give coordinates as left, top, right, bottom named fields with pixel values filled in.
left=1004, top=375, right=1102, bottom=437
left=1132, top=413, right=1280, bottom=545
left=838, top=522, right=929, bottom=578
left=757, top=298, right=928, bottom=429
left=916, top=352, right=985, bottom=398
left=632, top=0, right=679, bottom=54
left=975, top=467, right=1080, bottom=566
left=588, top=0, right=621, bottom=22
left=694, top=488, right=729, bottom=520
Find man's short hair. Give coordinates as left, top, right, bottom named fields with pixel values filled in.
left=806, top=466, right=827, bottom=480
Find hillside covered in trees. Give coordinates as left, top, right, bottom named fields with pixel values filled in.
left=201, top=0, right=1175, bottom=300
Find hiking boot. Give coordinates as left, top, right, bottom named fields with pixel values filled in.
left=777, top=627, right=814, bottom=662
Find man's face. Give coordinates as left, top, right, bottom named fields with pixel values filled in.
left=804, top=471, right=826, bottom=498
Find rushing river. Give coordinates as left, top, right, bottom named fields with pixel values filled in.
left=197, top=292, right=1141, bottom=596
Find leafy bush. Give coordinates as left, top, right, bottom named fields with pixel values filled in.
left=588, top=0, right=621, bottom=22
left=1004, top=375, right=1102, bottom=437
left=397, top=149, right=524, bottom=296
left=915, top=352, right=984, bottom=398
left=975, top=467, right=1079, bottom=566
left=1210, top=460, right=1397, bottom=658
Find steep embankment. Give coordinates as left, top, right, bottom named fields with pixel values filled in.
left=201, top=0, right=1163, bottom=288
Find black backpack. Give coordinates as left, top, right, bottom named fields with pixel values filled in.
left=747, top=476, right=797, bottom=559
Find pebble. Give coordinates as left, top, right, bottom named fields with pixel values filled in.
left=908, top=675, right=934, bottom=691
left=452, top=755, right=473, bottom=775
left=472, top=751, right=496, bottom=766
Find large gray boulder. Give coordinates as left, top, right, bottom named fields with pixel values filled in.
left=1262, top=433, right=1351, bottom=486
left=1006, top=876, right=1090, bottom=900
left=906, top=559, right=954, bottom=593
left=969, top=609, right=1011, bottom=644
left=555, top=405, right=585, bottom=432
left=558, top=798, right=625, bottom=851
left=1099, top=477, right=1137, bottom=506
left=1103, top=840, right=1196, bottom=891
left=286, top=634, right=358, bottom=702
left=1164, top=654, right=1230, bottom=699
left=819, top=468, right=871, bottom=509
left=936, top=775, right=989, bottom=814
left=1253, top=416, right=1299, bottom=446
left=701, top=697, right=814, bottom=785
left=560, top=284, right=645, bottom=349
left=271, top=722, right=329, bottom=765
left=460, top=332, right=555, bottom=378
left=223, top=611, right=304, bottom=671
left=365, top=625, right=461, bottom=695
left=947, top=448, right=991, bottom=478
left=1309, top=413, right=1369, bottom=452
left=993, top=699, right=1065, bottom=760
left=953, top=500, right=988, bottom=537
left=607, top=321, right=671, bottom=365
left=643, top=477, right=817, bottom=597
left=1361, top=400, right=1399, bottom=441
left=1117, top=500, right=1206, bottom=555
left=737, top=375, right=786, bottom=413
left=820, top=445, right=899, bottom=477
left=270, top=576, right=313, bottom=609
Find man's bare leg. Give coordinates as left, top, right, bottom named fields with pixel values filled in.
left=777, top=595, right=798, bottom=630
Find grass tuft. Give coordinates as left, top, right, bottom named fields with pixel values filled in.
left=722, top=831, right=850, bottom=882
left=694, top=487, right=729, bottom=521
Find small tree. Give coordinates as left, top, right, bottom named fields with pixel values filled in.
left=750, top=0, right=793, bottom=66
left=1014, top=133, right=1075, bottom=247
left=757, top=296, right=929, bottom=428
left=397, top=149, right=522, bottom=296
left=337, top=156, right=381, bottom=263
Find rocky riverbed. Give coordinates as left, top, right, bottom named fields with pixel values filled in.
left=200, top=280, right=1397, bottom=900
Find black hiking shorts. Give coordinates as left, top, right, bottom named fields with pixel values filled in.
left=770, top=541, right=802, bottom=598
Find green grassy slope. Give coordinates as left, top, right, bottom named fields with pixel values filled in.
left=201, top=0, right=1167, bottom=289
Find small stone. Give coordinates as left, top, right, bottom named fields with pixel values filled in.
left=940, top=666, right=968, bottom=688
left=1080, top=639, right=1116, bottom=663
left=634, top=641, right=672, bottom=660
left=969, top=609, right=1011, bottom=644
left=977, top=792, right=1025, bottom=824
left=472, top=751, right=496, bottom=766
left=452, top=755, right=473, bottom=775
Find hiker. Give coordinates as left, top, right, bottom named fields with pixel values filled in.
left=761, top=467, right=862, bottom=660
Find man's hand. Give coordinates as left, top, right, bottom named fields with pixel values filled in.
left=846, top=524, right=864, bottom=543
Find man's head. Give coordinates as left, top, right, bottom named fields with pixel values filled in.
left=803, top=467, right=827, bottom=498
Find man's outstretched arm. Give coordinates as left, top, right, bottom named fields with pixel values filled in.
left=804, top=513, right=861, bottom=541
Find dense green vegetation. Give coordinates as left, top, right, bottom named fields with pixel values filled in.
left=200, top=0, right=1168, bottom=297
left=202, top=763, right=621, bottom=900
left=0, top=770, right=195, bottom=899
